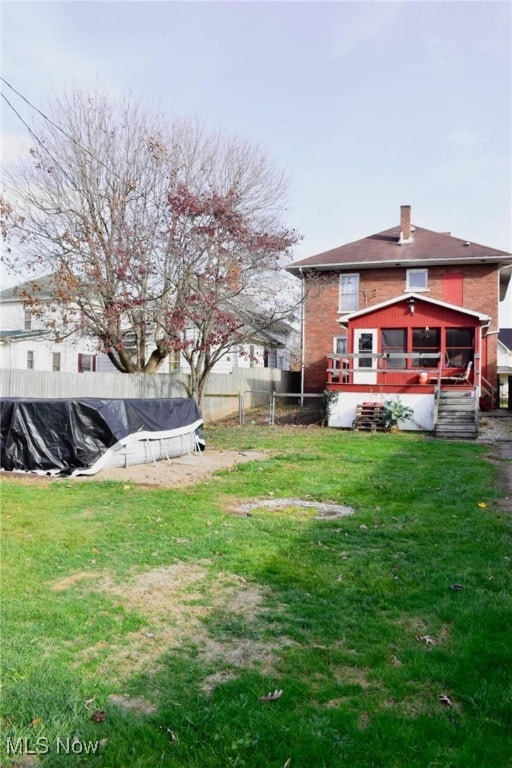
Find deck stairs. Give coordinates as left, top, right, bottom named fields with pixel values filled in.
left=435, top=389, right=478, bottom=439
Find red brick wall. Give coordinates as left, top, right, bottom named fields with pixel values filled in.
left=303, top=274, right=344, bottom=391
left=302, top=265, right=500, bottom=391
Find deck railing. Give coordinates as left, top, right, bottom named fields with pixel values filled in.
left=326, top=351, right=443, bottom=388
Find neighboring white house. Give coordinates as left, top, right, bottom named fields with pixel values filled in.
left=0, top=276, right=98, bottom=373
left=498, top=329, right=512, bottom=407
left=0, top=276, right=297, bottom=374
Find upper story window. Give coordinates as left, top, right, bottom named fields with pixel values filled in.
left=52, top=352, right=61, bottom=372
left=339, top=274, right=359, bottom=312
left=24, top=309, right=32, bottom=330
left=27, top=350, right=34, bottom=369
left=406, top=268, right=428, bottom=291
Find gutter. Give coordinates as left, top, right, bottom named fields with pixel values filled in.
left=287, top=256, right=512, bottom=273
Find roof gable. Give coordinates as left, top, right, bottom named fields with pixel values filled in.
left=499, top=329, right=512, bottom=351
left=0, top=274, right=55, bottom=301
left=338, top=292, right=490, bottom=324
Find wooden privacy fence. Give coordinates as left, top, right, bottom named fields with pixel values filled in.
left=0, top=368, right=300, bottom=422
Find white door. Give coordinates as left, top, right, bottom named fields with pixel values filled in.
left=353, top=329, right=377, bottom=384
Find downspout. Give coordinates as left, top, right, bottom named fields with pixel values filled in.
left=477, top=319, right=492, bottom=421
left=299, top=267, right=305, bottom=406
left=478, top=320, right=491, bottom=396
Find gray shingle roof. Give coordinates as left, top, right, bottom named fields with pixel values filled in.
left=288, top=225, right=512, bottom=272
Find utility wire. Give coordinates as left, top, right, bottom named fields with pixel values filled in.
left=0, top=77, right=125, bottom=183
left=0, top=91, right=76, bottom=187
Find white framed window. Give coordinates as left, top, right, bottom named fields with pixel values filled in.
left=168, top=349, right=180, bottom=372
left=334, top=336, right=347, bottom=355
left=339, top=274, right=359, bottom=312
left=27, top=350, right=34, bottom=369
left=24, top=309, right=32, bottom=330
left=406, top=268, right=428, bottom=291
left=52, top=352, right=61, bottom=372
left=78, top=353, right=96, bottom=372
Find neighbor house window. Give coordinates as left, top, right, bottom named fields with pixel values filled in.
left=52, top=352, right=61, bottom=372
left=78, top=353, right=96, bottom=372
left=27, top=350, right=34, bottom=369
left=339, top=274, right=359, bottom=312
left=24, top=309, right=32, bottom=330
left=446, top=327, right=473, bottom=367
left=168, top=349, right=180, bottom=372
left=382, top=329, right=406, bottom=369
left=412, top=327, right=440, bottom=367
left=406, top=269, right=428, bottom=291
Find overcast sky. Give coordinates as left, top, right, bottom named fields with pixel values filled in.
left=1, top=0, right=511, bottom=278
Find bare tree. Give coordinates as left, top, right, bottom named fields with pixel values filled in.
left=1, top=90, right=300, bottom=400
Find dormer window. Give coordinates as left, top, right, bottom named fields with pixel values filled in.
left=406, top=268, right=428, bottom=291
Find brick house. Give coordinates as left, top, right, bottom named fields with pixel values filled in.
left=287, top=205, right=512, bottom=434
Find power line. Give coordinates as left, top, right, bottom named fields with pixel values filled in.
left=0, top=77, right=125, bottom=183
left=0, top=91, right=76, bottom=187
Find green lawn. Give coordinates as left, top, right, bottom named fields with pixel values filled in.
left=1, top=427, right=511, bottom=767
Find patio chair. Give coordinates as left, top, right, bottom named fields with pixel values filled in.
left=428, top=360, right=472, bottom=385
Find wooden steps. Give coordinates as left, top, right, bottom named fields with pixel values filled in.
left=435, top=389, right=477, bottom=439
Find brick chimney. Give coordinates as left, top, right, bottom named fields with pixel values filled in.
left=399, top=204, right=412, bottom=244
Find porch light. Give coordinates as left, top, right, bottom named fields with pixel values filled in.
left=407, top=297, right=416, bottom=314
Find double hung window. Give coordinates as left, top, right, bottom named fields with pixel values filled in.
left=339, top=274, right=359, bottom=312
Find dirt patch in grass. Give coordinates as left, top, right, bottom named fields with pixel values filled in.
left=229, top=498, right=355, bottom=520
left=333, top=665, right=373, bottom=689
left=107, top=693, right=157, bottom=715
left=51, top=570, right=99, bottom=591
left=396, top=615, right=452, bottom=647
left=1, top=450, right=269, bottom=490
left=60, top=562, right=291, bottom=693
